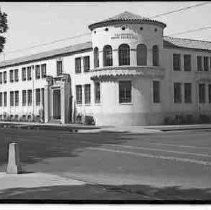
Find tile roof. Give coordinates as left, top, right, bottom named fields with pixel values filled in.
left=0, top=41, right=92, bottom=69
left=88, top=11, right=166, bottom=30
left=163, top=36, right=211, bottom=52
left=105, top=11, right=151, bottom=21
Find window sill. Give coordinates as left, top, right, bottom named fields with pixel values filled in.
left=119, top=102, right=133, bottom=105
left=153, top=102, right=161, bottom=104
left=94, top=102, right=101, bottom=105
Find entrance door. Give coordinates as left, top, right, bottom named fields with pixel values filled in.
left=53, top=89, right=61, bottom=119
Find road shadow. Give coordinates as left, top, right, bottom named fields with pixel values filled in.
left=0, top=128, right=131, bottom=166
left=0, top=184, right=210, bottom=202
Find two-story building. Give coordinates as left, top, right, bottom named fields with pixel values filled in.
left=0, top=11, right=211, bottom=126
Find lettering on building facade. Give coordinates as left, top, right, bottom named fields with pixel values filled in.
left=111, top=33, right=138, bottom=40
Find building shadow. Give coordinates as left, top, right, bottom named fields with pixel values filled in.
left=0, top=184, right=210, bottom=203
left=0, top=127, right=131, bottom=166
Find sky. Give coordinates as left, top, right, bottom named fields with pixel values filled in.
left=0, top=1, right=211, bottom=61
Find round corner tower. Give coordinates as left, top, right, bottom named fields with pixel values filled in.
left=88, top=11, right=167, bottom=126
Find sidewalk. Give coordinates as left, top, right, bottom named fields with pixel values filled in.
left=0, top=121, right=211, bottom=134
left=0, top=172, right=85, bottom=191
left=144, top=124, right=211, bottom=131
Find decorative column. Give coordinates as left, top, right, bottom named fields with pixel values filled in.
left=99, top=50, right=103, bottom=68
left=44, top=84, right=49, bottom=123
left=148, top=47, right=153, bottom=66
left=113, top=49, right=119, bottom=66
left=60, top=83, right=65, bottom=124
left=40, top=88, right=44, bottom=122
left=130, top=49, right=136, bottom=66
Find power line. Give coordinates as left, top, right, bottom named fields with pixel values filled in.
left=2, top=2, right=210, bottom=56
left=5, top=32, right=91, bottom=54
left=167, top=26, right=211, bottom=36
left=151, top=2, right=210, bottom=18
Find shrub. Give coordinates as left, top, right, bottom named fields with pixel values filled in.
left=14, top=115, right=19, bottom=121
left=4, top=114, right=10, bottom=121
left=27, top=115, right=32, bottom=122
left=35, top=115, right=41, bottom=122
left=185, top=114, right=194, bottom=124
left=10, top=115, right=14, bottom=121
left=20, top=115, right=27, bottom=122
left=198, top=114, right=210, bottom=124
left=175, top=114, right=185, bottom=124
left=75, top=114, right=82, bottom=124
left=164, top=116, right=172, bottom=125
left=84, top=115, right=95, bottom=125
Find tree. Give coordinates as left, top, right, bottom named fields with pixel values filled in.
left=0, top=9, right=8, bottom=53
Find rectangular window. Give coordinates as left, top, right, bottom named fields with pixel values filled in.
left=210, top=57, right=211, bottom=71
left=184, top=83, right=192, bottom=103
left=0, top=92, right=2, bottom=107
left=27, top=89, right=32, bottom=106
left=83, top=56, right=90, bottom=72
left=119, top=81, right=132, bottom=103
left=84, top=84, right=91, bottom=104
left=174, top=82, right=182, bottom=103
left=10, top=70, right=14, bottom=83
left=199, top=84, right=206, bottom=103
left=36, top=88, right=40, bottom=106
left=94, top=82, right=101, bottom=103
left=35, top=65, right=40, bottom=79
left=184, top=54, right=191, bottom=71
left=75, top=57, right=81, bottom=73
left=22, top=90, right=26, bottom=106
left=57, top=60, right=63, bottom=76
left=14, top=69, right=19, bottom=82
left=15, top=91, right=19, bottom=106
left=0, top=72, right=2, bottom=84
left=41, top=88, right=44, bottom=106
left=41, top=64, right=46, bottom=78
left=22, top=68, right=26, bottom=81
left=10, top=91, right=14, bottom=106
left=197, top=56, right=203, bottom=71
left=27, top=66, right=32, bottom=80
left=204, top=56, right=209, bottom=71
left=4, top=92, right=7, bottom=106
left=173, top=54, right=181, bottom=71
left=3, top=71, right=7, bottom=83
left=76, top=85, right=82, bottom=104
left=209, top=84, right=211, bottom=103
left=153, top=81, right=160, bottom=103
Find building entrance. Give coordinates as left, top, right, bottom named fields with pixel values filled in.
left=53, top=89, right=61, bottom=119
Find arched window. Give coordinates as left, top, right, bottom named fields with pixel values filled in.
left=119, top=44, right=130, bottom=66
left=137, top=44, right=147, bottom=66
left=152, top=45, right=159, bottom=66
left=94, top=47, right=99, bottom=68
left=103, top=45, right=113, bottom=67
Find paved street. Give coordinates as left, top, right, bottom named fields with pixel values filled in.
left=0, top=127, right=211, bottom=200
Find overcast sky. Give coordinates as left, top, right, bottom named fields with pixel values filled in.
left=0, top=1, right=211, bottom=60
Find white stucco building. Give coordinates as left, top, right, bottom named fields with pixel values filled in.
left=0, top=11, right=211, bottom=126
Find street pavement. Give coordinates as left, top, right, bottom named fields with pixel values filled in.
left=0, top=127, right=211, bottom=200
